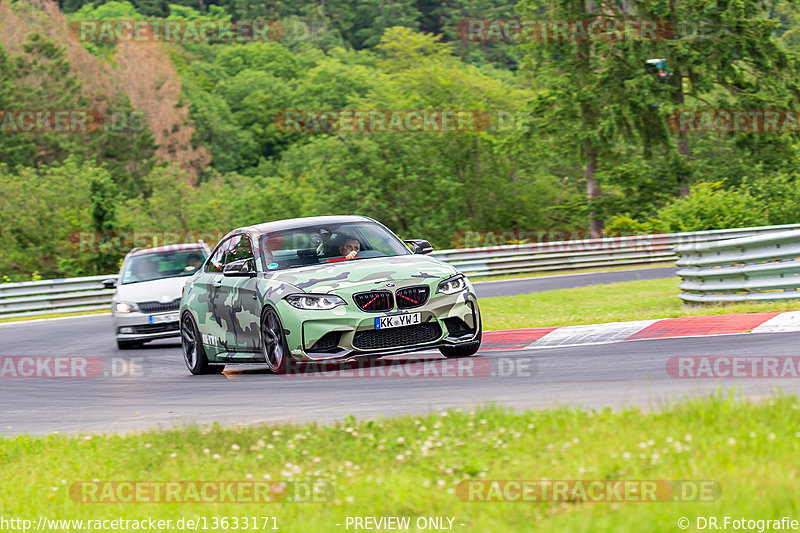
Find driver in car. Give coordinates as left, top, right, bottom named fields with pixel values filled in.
left=184, top=254, right=205, bottom=272
left=129, top=259, right=159, bottom=282
left=339, top=236, right=361, bottom=260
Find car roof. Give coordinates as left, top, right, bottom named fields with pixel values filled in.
left=238, top=215, right=375, bottom=235
left=132, top=243, right=207, bottom=255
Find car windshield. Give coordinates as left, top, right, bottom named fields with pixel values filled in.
left=260, top=221, right=410, bottom=271
left=120, top=249, right=208, bottom=284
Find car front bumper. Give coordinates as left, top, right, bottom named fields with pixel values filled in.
left=112, top=311, right=180, bottom=342
left=282, top=290, right=481, bottom=362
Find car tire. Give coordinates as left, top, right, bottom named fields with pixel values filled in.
left=261, top=305, right=289, bottom=375
left=181, top=312, right=225, bottom=375
left=439, top=329, right=482, bottom=358
left=117, top=340, right=142, bottom=350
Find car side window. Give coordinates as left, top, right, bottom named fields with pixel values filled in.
left=225, top=235, right=255, bottom=264
left=357, top=225, right=396, bottom=256
left=206, top=237, right=234, bottom=273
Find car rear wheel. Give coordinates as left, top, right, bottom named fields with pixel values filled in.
left=439, top=329, right=482, bottom=358
left=181, top=313, right=224, bottom=375
left=261, top=306, right=288, bottom=375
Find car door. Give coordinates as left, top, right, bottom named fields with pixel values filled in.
left=191, top=236, right=235, bottom=355
left=215, top=234, right=262, bottom=353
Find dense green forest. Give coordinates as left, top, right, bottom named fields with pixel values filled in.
left=3, top=0, right=800, bottom=280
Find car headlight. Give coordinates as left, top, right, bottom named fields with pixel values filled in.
left=285, top=294, right=347, bottom=310
left=114, top=301, right=139, bottom=313
left=437, top=274, right=468, bottom=295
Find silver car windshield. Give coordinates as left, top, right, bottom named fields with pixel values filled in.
left=260, top=222, right=411, bottom=271
left=120, top=250, right=208, bottom=284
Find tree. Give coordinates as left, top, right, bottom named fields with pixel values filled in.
left=641, top=0, right=800, bottom=196
left=0, top=30, right=159, bottom=195
left=272, top=28, right=560, bottom=246
left=0, top=158, right=112, bottom=279
left=0, top=33, right=85, bottom=168
left=515, top=0, right=800, bottom=233
left=516, top=0, right=638, bottom=234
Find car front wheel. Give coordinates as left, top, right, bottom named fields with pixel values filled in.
left=181, top=313, right=224, bottom=375
left=439, top=329, right=481, bottom=358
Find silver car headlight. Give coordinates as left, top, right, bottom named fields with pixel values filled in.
left=437, top=274, right=467, bottom=295
left=114, top=301, right=140, bottom=313
left=285, top=294, right=347, bottom=310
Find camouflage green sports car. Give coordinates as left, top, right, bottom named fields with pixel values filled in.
left=179, top=215, right=482, bottom=374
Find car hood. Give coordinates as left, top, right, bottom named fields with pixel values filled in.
left=267, top=254, right=457, bottom=293
left=114, top=276, right=190, bottom=303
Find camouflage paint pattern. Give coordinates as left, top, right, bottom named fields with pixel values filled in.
left=180, top=232, right=480, bottom=364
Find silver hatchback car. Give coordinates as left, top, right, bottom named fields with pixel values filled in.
left=104, top=243, right=210, bottom=349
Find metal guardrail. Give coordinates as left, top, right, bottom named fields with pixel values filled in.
left=431, top=224, right=800, bottom=277
left=2, top=224, right=800, bottom=318
left=0, top=275, right=116, bottom=319
left=676, top=229, right=800, bottom=303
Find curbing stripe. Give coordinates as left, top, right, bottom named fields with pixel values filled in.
left=483, top=312, right=793, bottom=352
left=482, top=328, right=556, bottom=351
left=626, top=312, right=781, bottom=341
left=750, top=311, right=800, bottom=333
left=525, top=320, right=658, bottom=348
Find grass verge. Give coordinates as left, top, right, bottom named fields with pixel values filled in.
left=470, top=262, right=676, bottom=282
left=0, top=264, right=674, bottom=323
left=1, top=394, right=798, bottom=532
left=0, top=309, right=109, bottom=324
left=481, top=277, right=800, bottom=330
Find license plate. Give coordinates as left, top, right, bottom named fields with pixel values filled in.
left=374, top=312, right=421, bottom=329
left=149, top=312, right=179, bottom=324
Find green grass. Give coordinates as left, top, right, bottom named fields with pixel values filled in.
left=469, top=262, right=676, bottom=282
left=0, top=309, right=109, bottom=324
left=2, top=394, right=798, bottom=532
left=481, top=277, right=800, bottom=330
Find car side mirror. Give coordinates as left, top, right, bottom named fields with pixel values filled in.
left=404, top=239, right=434, bottom=255
left=102, top=278, right=117, bottom=289
left=223, top=258, right=257, bottom=277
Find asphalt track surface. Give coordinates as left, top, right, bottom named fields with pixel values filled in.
left=3, top=265, right=797, bottom=436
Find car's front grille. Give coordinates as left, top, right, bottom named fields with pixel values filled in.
left=124, top=323, right=179, bottom=334
left=353, top=291, right=393, bottom=312
left=353, top=322, right=442, bottom=350
left=308, top=332, right=341, bottom=353
left=395, top=286, right=429, bottom=309
left=138, top=299, right=181, bottom=313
